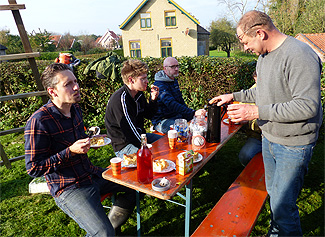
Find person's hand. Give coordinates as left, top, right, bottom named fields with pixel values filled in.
left=209, top=94, right=233, bottom=106
left=69, top=137, right=90, bottom=155
left=227, top=104, right=259, bottom=123
left=195, top=109, right=206, bottom=116
left=150, top=85, right=159, bottom=101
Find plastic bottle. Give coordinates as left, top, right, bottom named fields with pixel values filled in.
left=137, top=134, right=153, bottom=183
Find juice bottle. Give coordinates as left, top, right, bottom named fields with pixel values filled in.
left=137, top=134, right=153, bottom=183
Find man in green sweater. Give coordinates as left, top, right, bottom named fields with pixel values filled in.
left=210, top=10, right=322, bottom=237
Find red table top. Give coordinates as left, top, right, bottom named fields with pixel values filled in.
left=102, top=122, right=242, bottom=200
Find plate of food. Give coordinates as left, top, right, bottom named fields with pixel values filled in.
left=122, top=153, right=137, bottom=168
left=153, top=159, right=176, bottom=173
left=223, top=118, right=239, bottom=125
left=178, top=150, right=203, bottom=163
left=90, top=135, right=111, bottom=148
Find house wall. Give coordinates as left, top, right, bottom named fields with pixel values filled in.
left=121, top=0, right=198, bottom=58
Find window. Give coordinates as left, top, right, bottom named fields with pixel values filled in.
left=161, top=39, right=172, bottom=57
left=140, top=13, right=151, bottom=28
left=130, top=41, right=141, bottom=58
left=165, top=11, right=176, bottom=27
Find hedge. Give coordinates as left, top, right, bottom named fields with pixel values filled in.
left=1, top=56, right=324, bottom=133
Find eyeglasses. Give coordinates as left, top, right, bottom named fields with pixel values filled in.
left=236, top=23, right=263, bottom=40
left=165, top=64, right=179, bottom=69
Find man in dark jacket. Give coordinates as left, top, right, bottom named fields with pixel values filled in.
left=105, top=59, right=162, bottom=158
left=152, top=57, right=205, bottom=134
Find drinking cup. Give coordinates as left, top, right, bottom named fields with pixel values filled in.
left=110, top=157, right=122, bottom=176
left=174, top=119, right=188, bottom=142
left=168, top=130, right=178, bottom=149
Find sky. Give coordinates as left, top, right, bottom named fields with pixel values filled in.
left=0, top=0, right=255, bottom=36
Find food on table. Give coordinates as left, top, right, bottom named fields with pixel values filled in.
left=159, top=177, right=169, bottom=187
left=153, top=159, right=168, bottom=171
left=90, top=136, right=105, bottom=146
left=123, top=153, right=137, bottom=166
left=182, top=150, right=199, bottom=162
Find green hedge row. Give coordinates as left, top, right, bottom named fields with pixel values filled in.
left=1, top=56, right=323, bottom=132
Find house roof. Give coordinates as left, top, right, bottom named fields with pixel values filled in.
left=295, top=33, right=325, bottom=54
left=120, top=0, right=200, bottom=29
left=49, top=35, right=62, bottom=47
left=97, top=29, right=119, bottom=45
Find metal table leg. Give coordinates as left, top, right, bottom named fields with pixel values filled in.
left=185, top=180, right=193, bottom=237
left=136, top=190, right=141, bottom=237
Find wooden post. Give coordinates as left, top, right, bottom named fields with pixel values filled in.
left=0, top=142, right=12, bottom=169
left=8, top=0, right=47, bottom=104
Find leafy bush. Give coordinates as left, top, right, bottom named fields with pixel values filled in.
left=1, top=57, right=324, bottom=133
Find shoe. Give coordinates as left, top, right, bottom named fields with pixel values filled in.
left=108, top=205, right=132, bottom=235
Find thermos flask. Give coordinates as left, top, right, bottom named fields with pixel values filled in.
left=206, top=103, right=226, bottom=143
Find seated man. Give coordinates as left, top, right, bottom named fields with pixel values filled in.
left=238, top=118, right=262, bottom=166
left=105, top=59, right=162, bottom=158
left=238, top=71, right=262, bottom=166
left=25, top=63, right=136, bottom=236
left=152, top=57, right=205, bottom=134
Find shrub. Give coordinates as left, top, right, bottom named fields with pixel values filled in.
left=1, top=56, right=323, bottom=133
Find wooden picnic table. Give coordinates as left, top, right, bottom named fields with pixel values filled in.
left=102, top=121, right=242, bottom=236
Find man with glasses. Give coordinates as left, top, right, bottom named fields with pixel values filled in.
left=210, top=10, right=322, bottom=236
left=152, top=57, right=205, bottom=134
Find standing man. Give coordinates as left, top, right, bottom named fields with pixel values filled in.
left=152, top=57, right=205, bottom=134
left=25, top=63, right=137, bottom=236
left=210, top=11, right=322, bottom=236
left=105, top=59, right=162, bottom=158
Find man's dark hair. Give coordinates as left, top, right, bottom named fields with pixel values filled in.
left=41, top=63, right=73, bottom=97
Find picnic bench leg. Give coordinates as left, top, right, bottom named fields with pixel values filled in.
left=136, top=190, right=141, bottom=237
left=185, top=180, right=193, bottom=237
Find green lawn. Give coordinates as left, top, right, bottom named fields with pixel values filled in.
left=1, top=130, right=323, bottom=236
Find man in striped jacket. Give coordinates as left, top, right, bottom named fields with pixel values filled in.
left=105, top=59, right=162, bottom=158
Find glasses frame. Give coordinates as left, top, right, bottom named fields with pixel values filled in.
left=165, top=65, right=179, bottom=69
left=236, top=23, right=263, bottom=40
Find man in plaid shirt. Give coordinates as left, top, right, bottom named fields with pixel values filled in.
left=25, top=63, right=136, bottom=236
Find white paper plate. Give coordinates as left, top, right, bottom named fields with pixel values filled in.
left=178, top=151, right=203, bottom=163
left=153, top=160, right=176, bottom=173
left=121, top=159, right=137, bottom=168
left=90, top=136, right=111, bottom=148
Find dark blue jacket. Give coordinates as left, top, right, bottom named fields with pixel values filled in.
left=151, top=70, right=195, bottom=125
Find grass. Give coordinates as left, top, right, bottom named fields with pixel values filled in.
left=1, top=130, right=324, bottom=236
left=209, top=49, right=258, bottom=61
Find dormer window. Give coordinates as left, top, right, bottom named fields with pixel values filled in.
left=140, top=13, right=151, bottom=28
left=165, top=11, right=176, bottom=27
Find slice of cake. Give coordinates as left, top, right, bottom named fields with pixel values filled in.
left=123, top=153, right=137, bottom=166
left=153, top=159, right=168, bottom=171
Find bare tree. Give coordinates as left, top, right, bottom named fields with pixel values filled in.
left=217, top=0, right=269, bottom=23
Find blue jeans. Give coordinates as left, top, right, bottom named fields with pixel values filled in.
left=154, top=118, right=179, bottom=134
left=238, top=137, right=262, bottom=166
left=262, top=137, right=315, bottom=236
left=115, top=133, right=162, bottom=158
left=54, top=175, right=136, bottom=236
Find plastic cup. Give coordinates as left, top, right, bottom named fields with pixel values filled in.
left=174, top=119, right=188, bottom=142
left=110, top=157, right=122, bottom=176
left=168, top=130, right=178, bottom=149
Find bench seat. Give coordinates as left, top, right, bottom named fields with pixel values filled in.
left=191, top=152, right=268, bottom=237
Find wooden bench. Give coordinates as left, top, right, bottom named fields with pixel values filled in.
left=191, top=152, right=268, bottom=237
